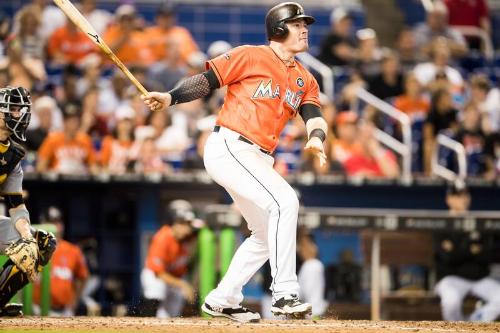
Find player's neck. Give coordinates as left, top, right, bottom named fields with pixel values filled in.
left=269, top=42, right=295, bottom=65
left=0, top=130, right=10, bottom=143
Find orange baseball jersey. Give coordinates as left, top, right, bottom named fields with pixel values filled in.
left=103, top=25, right=154, bottom=66
left=393, top=95, right=430, bottom=120
left=99, top=135, right=133, bottom=172
left=48, top=26, right=97, bottom=65
left=145, top=225, right=188, bottom=277
left=38, top=132, right=96, bottom=173
left=34, top=240, right=89, bottom=309
left=145, top=26, right=199, bottom=66
left=206, top=45, right=320, bottom=152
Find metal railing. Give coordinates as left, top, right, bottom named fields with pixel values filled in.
left=431, top=134, right=467, bottom=181
left=354, top=88, right=413, bottom=182
left=419, top=0, right=493, bottom=60
left=454, top=25, right=494, bottom=60
left=296, top=52, right=335, bottom=101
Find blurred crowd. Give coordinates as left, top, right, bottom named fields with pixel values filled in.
left=0, top=0, right=498, bottom=180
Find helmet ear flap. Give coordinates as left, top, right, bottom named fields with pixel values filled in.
left=273, top=20, right=288, bottom=39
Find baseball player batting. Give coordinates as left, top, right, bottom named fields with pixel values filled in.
left=0, top=86, right=57, bottom=316
left=142, top=2, right=328, bottom=323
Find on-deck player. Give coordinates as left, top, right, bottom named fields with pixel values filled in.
left=142, top=2, right=328, bottom=323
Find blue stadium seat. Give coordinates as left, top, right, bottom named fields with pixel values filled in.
left=395, top=0, right=426, bottom=27
left=459, top=52, right=487, bottom=74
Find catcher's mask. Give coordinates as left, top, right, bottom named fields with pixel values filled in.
left=0, top=86, right=32, bottom=141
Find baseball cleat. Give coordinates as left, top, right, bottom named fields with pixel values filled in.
left=201, top=302, right=261, bottom=323
left=0, top=303, right=23, bottom=317
left=271, top=294, right=312, bottom=318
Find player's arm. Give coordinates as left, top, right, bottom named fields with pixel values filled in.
left=299, top=104, right=328, bottom=167
left=142, top=69, right=220, bottom=111
left=156, top=271, right=195, bottom=303
left=2, top=163, right=33, bottom=240
left=71, top=250, right=89, bottom=311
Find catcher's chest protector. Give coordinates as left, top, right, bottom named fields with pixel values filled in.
left=0, top=140, right=25, bottom=184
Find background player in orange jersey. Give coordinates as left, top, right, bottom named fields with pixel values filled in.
left=33, top=206, right=89, bottom=316
left=142, top=2, right=328, bottom=322
left=139, top=200, right=199, bottom=318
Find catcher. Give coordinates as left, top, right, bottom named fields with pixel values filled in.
left=0, top=86, right=57, bottom=316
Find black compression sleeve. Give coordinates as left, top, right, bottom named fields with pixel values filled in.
left=299, top=104, right=327, bottom=142
left=3, top=194, right=23, bottom=210
left=203, top=69, right=220, bottom=89
left=310, top=129, right=326, bottom=142
left=168, top=68, right=220, bottom=105
left=299, top=103, right=322, bottom=122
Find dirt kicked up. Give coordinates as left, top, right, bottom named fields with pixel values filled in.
left=1, top=317, right=500, bottom=333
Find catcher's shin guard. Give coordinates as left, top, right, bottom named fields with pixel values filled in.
left=0, top=259, right=29, bottom=309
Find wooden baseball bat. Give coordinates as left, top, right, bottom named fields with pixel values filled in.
left=52, top=0, right=149, bottom=96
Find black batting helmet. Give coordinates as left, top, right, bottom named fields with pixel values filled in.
left=265, top=2, right=315, bottom=41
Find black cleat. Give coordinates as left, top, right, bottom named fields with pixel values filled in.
left=0, top=303, right=23, bottom=317
left=201, top=302, right=261, bottom=323
left=271, top=294, right=312, bottom=318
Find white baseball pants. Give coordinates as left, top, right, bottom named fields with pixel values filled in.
left=298, top=258, right=328, bottom=316
left=141, top=268, right=185, bottom=318
left=435, top=276, right=500, bottom=322
left=203, top=126, right=300, bottom=308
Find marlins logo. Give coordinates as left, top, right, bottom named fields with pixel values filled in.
left=252, top=80, right=303, bottom=110
left=296, top=77, right=304, bottom=87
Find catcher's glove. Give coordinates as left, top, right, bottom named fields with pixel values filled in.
left=4, top=237, right=38, bottom=282
left=34, top=229, right=57, bottom=267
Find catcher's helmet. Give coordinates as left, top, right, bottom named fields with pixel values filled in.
left=265, top=2, right=315, bottom=41
left=0, top=86, right=31, bottom=141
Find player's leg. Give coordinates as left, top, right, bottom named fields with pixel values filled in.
left=163, top=284, right=185, bottom=317
left=298, top=258, right=328, bottom=317
left=434, top=275, right=472, bottom=321
left=0, top=225, right=56, bottom=317
left=204, top=132, right=305, bottom=318
left=0, top=259, right=29, bottom=316
left=204, top=187, right=270, bottom=306
left=469, top=277, right=500, bottom=321
left=139, top=268, right=165, bottom=316
left=0, top=217, right=30, bottom=316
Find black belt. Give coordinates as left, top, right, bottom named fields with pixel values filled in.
left=213, top=126, right=272, bottom=155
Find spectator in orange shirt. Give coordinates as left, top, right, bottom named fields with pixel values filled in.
left=331, top=111, right=400, bottom=178
left=145, top=4, right=199, bottom=67
left=36, top=103, right=97, bottom=174
left=47, top=18, right=97, bottom=66
left=100, top=105, right=136, bottom=174
left=103, top=4, right=154, bottom=66
left=393, top=73, right=431, bottom=172
left=140, top=200, right=200, bottom=317
left=34, top=206, right=89, bottom=316
left=394, top=73, right=430, bottom=121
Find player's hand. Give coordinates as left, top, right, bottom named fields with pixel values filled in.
left=141, top=92, right=172, bottom=112
left=179, top=281, right=195, bottom=303
left=304, top=136, right=327, bottom=167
